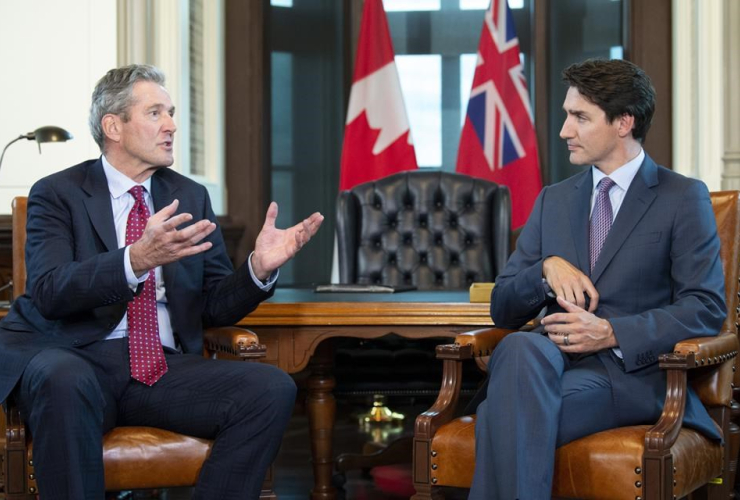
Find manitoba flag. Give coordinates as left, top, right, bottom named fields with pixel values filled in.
left=456, top=0, right=541, bottom=228
left=338, top=0, right=418, bottom=191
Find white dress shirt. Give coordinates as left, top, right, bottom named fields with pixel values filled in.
left=101, top=156, right=276, bottom=349
left=589, top=149, right=644, bottom=220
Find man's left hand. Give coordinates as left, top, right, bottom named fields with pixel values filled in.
left=251, top=202, right=324, bottom=281
left=541, top=296, right=617, bottom=353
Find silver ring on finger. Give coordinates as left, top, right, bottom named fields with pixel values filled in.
left=563, top=333, right=570, bottom=346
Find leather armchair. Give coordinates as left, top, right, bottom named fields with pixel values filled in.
left=336, top=170, right=511, bottom=289
left=0, top=197, right=275, bottom=499
left=332, top=171, right=511, bottom=488
left=412, top=191, right=740, bottom=500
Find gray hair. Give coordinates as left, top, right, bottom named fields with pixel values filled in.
left=89, top=64, right=166, bottom=151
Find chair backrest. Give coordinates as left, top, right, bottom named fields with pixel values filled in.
left=709, top=191, right=740, bottom=399
left=11, top=196, right=27, bottom=300
left=712, top=191, right=740, bottom=336
left=336, top=171, right=511, bottom=290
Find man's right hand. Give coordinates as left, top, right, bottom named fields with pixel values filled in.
left=542, top=256, right=599, bottom=312
left=129, top=199, right=217, bottom=277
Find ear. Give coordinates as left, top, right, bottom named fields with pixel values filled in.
left=101, top=114, right=122, bottom=144
left=617, top=113, right=636, bottom=139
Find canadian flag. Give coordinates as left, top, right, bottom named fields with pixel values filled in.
left=338, top=0, right=418, bottom=191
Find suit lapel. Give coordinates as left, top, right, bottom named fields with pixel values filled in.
left=81, top=158, right=118, bottom=252
left=590, top=156, right=659, bottom=283
left=569, top=171, right=593, bottom=274
left=151, top=172, right=181, bottom=289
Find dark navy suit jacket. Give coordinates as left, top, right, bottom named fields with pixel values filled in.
left=490, top=155, right=727, bottom=438
left=0, top=158, right=273, bottom=403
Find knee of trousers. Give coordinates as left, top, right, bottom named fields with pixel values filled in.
left=487, top=331, right=563, bottom=373
left=267, top=370, right=297, bottom=415
left=233, top=366, right=297, bottom=422
left=21, top=351, right=105, bottom=420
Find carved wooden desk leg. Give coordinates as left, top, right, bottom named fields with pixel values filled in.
left=307, top=341, right=337, bottom=500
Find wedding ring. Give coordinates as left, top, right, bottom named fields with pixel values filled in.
left=563, top=333, right=571, bottom=346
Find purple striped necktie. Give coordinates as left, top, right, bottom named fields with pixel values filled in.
left=126, top=186, right=168, bottom=386
left=589, top=177, right=616, bottom=273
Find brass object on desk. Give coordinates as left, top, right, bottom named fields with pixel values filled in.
left=469, top=282, right=495, bottom=303
left=360, top=418, right=405, bottom=444
left=358, top=395, right=404, bottom=424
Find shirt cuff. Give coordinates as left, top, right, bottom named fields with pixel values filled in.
left=248, top=251, right=278, bottom=291
left=542, top=278, right=556, bottom=298
left=124, top=245, right=149, bottom=291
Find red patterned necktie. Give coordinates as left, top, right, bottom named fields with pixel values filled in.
left=589, top=177, right=616, bottom=273
left=126, top=186, right=167, bottom=386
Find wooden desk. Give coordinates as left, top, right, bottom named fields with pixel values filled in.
left=236, top=288, right=493, bottom=500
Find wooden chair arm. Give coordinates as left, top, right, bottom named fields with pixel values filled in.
left=417, top=326, right=527, bottom=435
left=416, top=346, right=472, bottom=440
left=451, top=327, right=517, bottom=358
left=645, top=334, right=738, bottom=457
left=202, top=326, right=266, bottom=360
left=671, top=332, right=739, bottom=368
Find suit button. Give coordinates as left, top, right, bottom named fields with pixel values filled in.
left=71, top=340, right=81, bottom=346
left=107, top=322, right=116, bottom=329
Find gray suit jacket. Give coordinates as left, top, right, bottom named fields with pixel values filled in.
left=0, top=158, right=273, bottom=403
left=490, top=154, right=727, bottom=438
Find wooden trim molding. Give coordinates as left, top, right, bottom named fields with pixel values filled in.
left=225, top=0, right=268, bottom=264
left=625, top=0, right=672, bottom=169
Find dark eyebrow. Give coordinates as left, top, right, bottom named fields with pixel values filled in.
left=564, top=109, right=587, bottom=119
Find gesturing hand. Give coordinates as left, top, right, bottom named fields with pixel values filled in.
left=129, top=199, right=217, bottom=277
left=543, top=256, right=599, bottom=312
left=541, top=296, right=617, bottom=353
left=251, top=202, right=324, bottom=281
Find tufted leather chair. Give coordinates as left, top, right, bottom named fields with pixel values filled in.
left=412, top=191, right=740, bottom=500
left=0, top=197, right=276, bottom=499
left=336, top=170, right=511, bottom=289
left=331, top=171, right=511, bottom=488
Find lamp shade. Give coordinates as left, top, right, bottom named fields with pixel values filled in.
left=28, top=126, right=73, bottom=144
left=0, top=125, right=74, bottom=176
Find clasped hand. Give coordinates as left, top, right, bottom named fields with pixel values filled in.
left=542, top=256, right=598, bottom=312
left=541, top=257, right=616, bottom=352
left=541, top=296, right=617, bottom=353
left=129, top=200, right=323, bottom=279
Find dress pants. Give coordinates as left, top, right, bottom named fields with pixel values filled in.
left=468, top=332, right=622, bottom=500
left=15, top=338, right=296, bottom=500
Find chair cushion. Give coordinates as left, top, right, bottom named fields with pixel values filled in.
left=29, top=426, right=212, bottom=490
left=102, top=427, right=212, bottom=490
left=429, top=417, right=723, bottom=499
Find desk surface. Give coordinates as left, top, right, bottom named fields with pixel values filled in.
left=237, top=288, right=492, bottom=327
left=263, top=288, right=471, bottom=303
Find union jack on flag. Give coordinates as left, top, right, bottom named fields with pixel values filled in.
left=456, top=0, right=541, bottom=228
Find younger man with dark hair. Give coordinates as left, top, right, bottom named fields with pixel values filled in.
left=469, top=59, right=726, bottom=499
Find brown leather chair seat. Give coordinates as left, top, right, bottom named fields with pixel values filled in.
left=27, top=426, right=213, bottom=491
left=428, top=416, right=721, bottom=499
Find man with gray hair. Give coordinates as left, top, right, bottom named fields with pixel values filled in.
left=0, top=64, right=323, bottom=499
